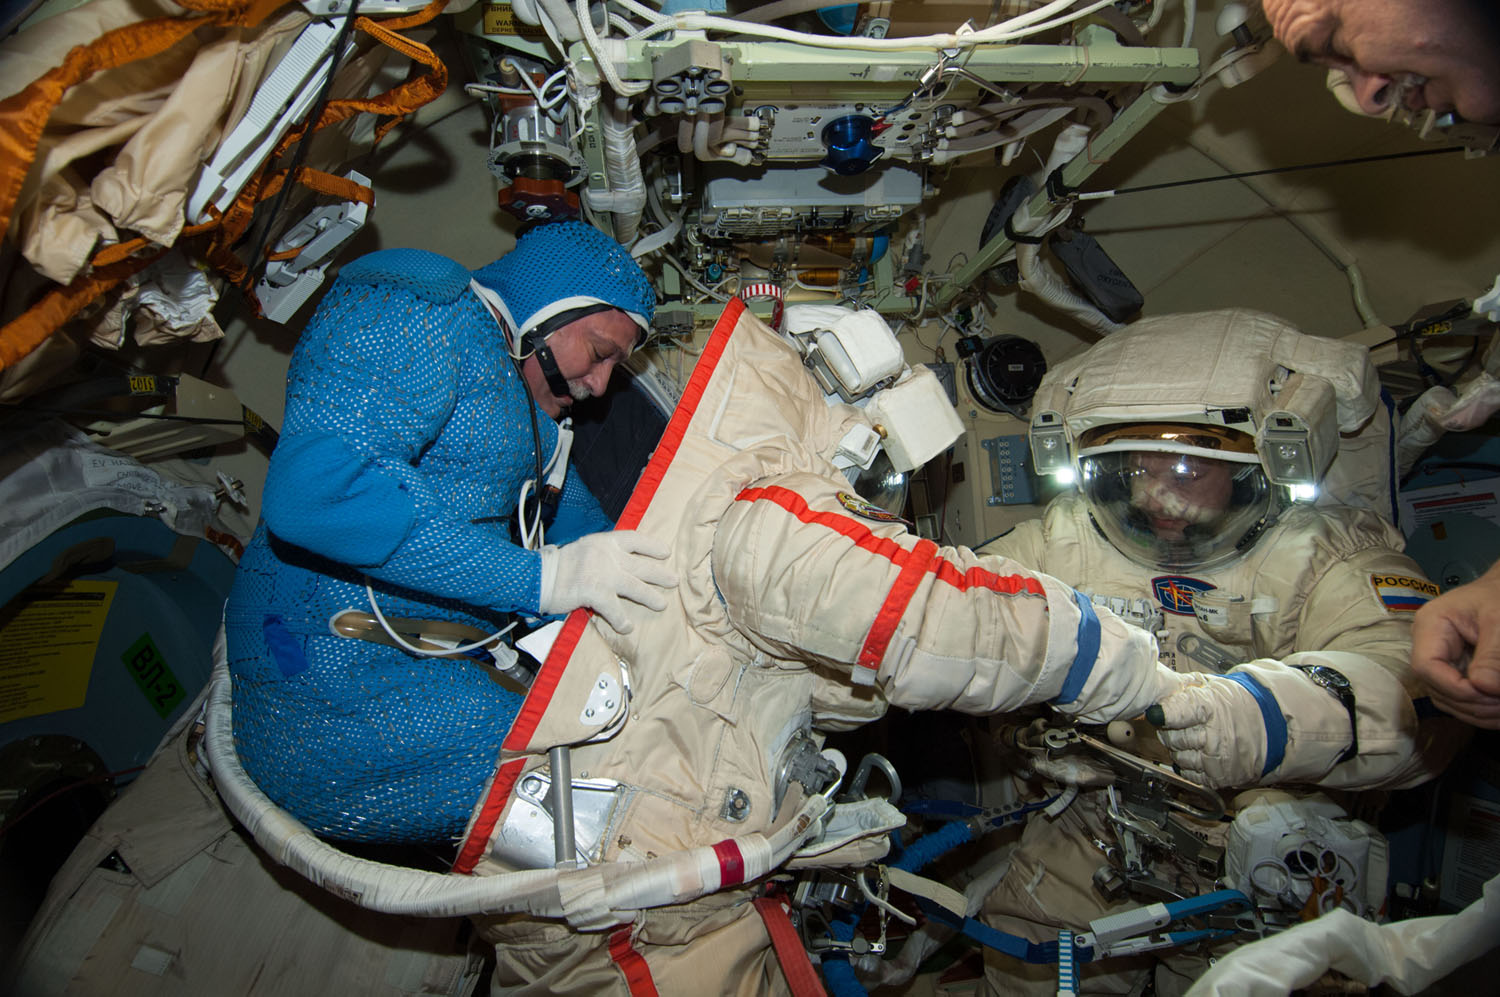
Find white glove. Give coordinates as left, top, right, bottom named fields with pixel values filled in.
left=1066, top=661, right=1188, bottom=725
left=537, top=530, right=677, bottom=634
left=1152, top=672, right=1274, bottom=789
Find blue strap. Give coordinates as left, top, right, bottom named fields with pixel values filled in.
left=1053, top=590, right=1101, bottom=706
left=262, top=614, right=309, bottom=678
left=1224, top=671, right=1287, bottom=776
left=918, top=899, right=1067, bottom=964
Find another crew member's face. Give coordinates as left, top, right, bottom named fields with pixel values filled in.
left=523, top=308, right=639, bottom=418
left=1261, top=0, right=1500, bottom=123
left=1128, top=453, right=1236, bottom=541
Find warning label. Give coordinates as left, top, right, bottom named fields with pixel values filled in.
left=0, top=580, right=116, bottom=724
left=481, top=3, right=546, bottom=37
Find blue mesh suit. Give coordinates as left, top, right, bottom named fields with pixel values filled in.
left=225, top=224, right=655, bottom=843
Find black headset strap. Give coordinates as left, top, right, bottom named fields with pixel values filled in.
left=526, top=330, right=572, bottom=399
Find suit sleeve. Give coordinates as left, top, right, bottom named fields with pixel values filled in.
left=710, top=471, right=1174, bottom=722
left=1248, top=549, right=1467, bottom=790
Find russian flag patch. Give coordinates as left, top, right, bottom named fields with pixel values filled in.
left=1370, top=573, right=1439, bottom=612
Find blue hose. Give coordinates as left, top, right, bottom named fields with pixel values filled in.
left=819, top=818, right=983, bottom=996
left=892, top=819, right=975, bottom=874
left=820, top=919, right=865, bottom=997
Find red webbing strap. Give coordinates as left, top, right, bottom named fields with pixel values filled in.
left=455, top=300, right=747, bottom=874
left=607, top=924, right=662, bottom=997
left=856, top=537, right=938, bottom=677
left=753, top=894, right=829, bottom=997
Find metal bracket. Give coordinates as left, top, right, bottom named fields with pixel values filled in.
left=579, top=671, right=624, bottom=727
left=257, top=171, right=371, bottom=323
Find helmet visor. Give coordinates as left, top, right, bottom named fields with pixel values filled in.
left=1080, top=449, right=1275, bottom=571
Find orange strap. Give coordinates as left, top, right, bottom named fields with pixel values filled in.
left=753, top=894, right=830, bottom=997
left=0, top=0, right=446, bottom=371
left=0, top=253, right=165, bottom=369
left=0, top=0, right=291, bottom=241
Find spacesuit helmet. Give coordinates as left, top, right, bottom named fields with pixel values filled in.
left=1075, top=422, right=1276, bottom=571
left=1027, top=309, right=1383, bottom=572
left=473, top=220, right=656, bottom=343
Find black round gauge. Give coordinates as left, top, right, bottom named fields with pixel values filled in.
left=965, top=336, right=1047, bottom=412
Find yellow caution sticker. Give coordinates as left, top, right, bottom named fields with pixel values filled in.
left=482, top=3, right=545, bottom=37
left=0, top=580, right=116, bottom=724
left=1370, top=573, right=1440, bottom=612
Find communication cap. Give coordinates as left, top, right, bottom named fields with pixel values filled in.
left=474, top=221, right=655, bottom=341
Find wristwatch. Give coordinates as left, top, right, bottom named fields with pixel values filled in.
left=1296, top=665, right=1358, bottom=765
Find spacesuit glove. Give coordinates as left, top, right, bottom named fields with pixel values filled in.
left=1064, top=662, right=1187, bottom=725
left=537, top=530, right=676, bottom=634
left=1152, top=672, right=1277, bottom=789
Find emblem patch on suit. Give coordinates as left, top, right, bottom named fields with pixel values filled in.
left=1370, top=573, right=1439, bottom=612
left=836, top=491, right=902, bottom=523
left=1151, top=575, right=1215, bottom=615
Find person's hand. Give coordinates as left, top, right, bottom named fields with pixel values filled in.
left=1412, top=563, right=1500, bottom=728
left=538, top=530, right=677, bottom=634
left=1151, top=673, right=1271, bottom=789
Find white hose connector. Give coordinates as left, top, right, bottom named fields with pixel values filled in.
left=203, top=655, right=828, bottom=925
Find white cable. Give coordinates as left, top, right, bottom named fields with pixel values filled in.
left=1043, top=783, right=1079, bottom=818
left=627, top=0, right=1119, bottom=51
left=202, top=659, right=833, bottom=922
left=578, top=0, right=650, bottom=95
left=629, top=216, right=681, bottom=258
left=465, top=67, right=571, bottom=110
left=1143, top=0, right=1167, bottom=34
left=859, top=872, right=919, bottom=926
left=609, top=0, right=668, bottom=27
left=517, top=478, right=544, bottom=550
left=361, top=582, right=517, bottom=658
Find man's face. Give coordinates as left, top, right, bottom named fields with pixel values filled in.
left=1261, top=0, right=1500, bottom=124
left=1127, top=452, right=1236, bottom=541
left=522, top=308, right=639, bottom=418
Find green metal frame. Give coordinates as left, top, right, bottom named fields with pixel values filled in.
left=461, top=17, right=1202, bottom=321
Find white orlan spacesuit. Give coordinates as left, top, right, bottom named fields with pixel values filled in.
left=450, top=299, right=1189, bottom=994
left=975, top=309, right=1465, bottom=997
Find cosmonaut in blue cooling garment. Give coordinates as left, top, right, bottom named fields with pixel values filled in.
left=224, top=223, right=655, bottom=843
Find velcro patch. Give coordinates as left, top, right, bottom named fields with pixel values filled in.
left=1370, top=573, right=1439, bottom=612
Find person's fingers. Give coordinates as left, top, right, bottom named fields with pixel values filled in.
left=1429, top=689, right=1500, bottom=728
left=1467, top=631, right=1500, bottom=695
left=613, top=530, right=672, bottom=560
left=615, top=573, right=670, bottom=612
left=1152, top=685, right=1211, bottom=728
left=1156, top=725, right=1208, bottom=752
left=628, top=556, right=678, bottom=590
left=589, top=592, right=631, bottom=634
left=1162, top=750, right=1209, bottom=786
left=1411, top=617, right=1474, bottom=693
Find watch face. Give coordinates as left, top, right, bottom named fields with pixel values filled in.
left=1309, top=666, right=1352, bottom=690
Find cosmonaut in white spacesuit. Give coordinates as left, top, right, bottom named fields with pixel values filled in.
left=973, top=309, right=1466, bottom=996
left=448, top=299, right=1215, bottom=995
